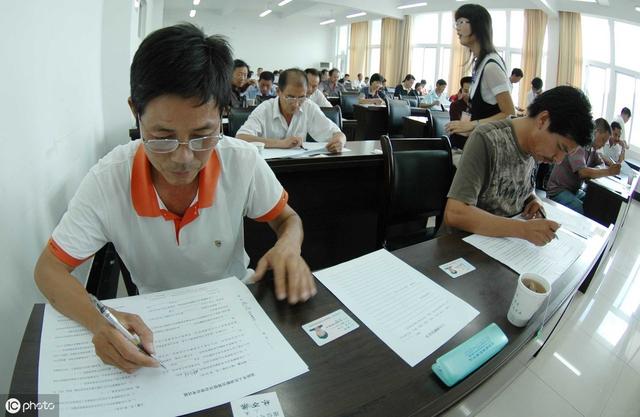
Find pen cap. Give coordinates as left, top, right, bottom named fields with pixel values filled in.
left=431, top=323, right=508, bottom=387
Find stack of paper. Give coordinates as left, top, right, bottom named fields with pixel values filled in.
left=262, top=142, right=351, bottom=159
left=39, top=278, right=308, bottom=417
left=314, top=249, right=479, bottom=367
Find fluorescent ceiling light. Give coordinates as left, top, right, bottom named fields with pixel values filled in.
left=320, top=19, right=336, bottom=25
left=397, top=2, right=427, bottom=9
left=636, top=6, right=640, bottom=12
left=278, top=0, right=293, bottom=5
left=346, top=12, right=367, bottom=18
left=259, top=9, right=272, bottom=17
left=189, top=9, right=196, bottom=17
left=193, top=0, right=200, bottom=5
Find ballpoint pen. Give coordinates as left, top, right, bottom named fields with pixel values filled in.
left=536, top=208, right=558, bottom=240
left=89, top=294, right=167, bottom=369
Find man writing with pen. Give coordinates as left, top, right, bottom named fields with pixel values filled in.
left=235, top=68, right=346, bottom=153
left=546, top=118, right=621, bottom=215
left=34, top=24, right=317, bottom=374
left=444, top=86, right=595, bottom=246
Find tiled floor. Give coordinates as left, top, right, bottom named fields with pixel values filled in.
left=477, top=200, right=640, bottom=417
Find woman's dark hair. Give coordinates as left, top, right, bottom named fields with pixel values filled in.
left=370, top=73, right=384, bottom=84
left=130, top=23, right=232, bottom=116
left=403, top=74, right=415, bottom=82
left=455, top=4, right=497, bottom=72
left=527, top=86, right=594, bottom=147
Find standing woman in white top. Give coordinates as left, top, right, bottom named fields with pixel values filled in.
left=447, top=4, right=515, bottom=136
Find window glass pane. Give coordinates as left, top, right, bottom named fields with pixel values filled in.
left=411, top=47, right=425, bottom=81
left=630, top=79, right=640, bottom=147
left=614, top=73, right=636, bottom=145
left=584, top=65, right=608, bottom=118
left=440, top=12, right=452, bottom=45
left=490, top=10, right=507, bottom=48
left=412, top=13, right=439, bottom=44
left=338, top=25, right=348, bottom=54
left=614, top=21, right=640, bottom=72
left=509, top=10, right=524, bottom=49
left=370, top=47, right=380, bottom=75
left=540, top=27, right=548, bottom=87
left=371, top=19, right=382, bottom=45
left=421, top=48, right=437, bottom=89
left=439, top=48, right=451, bottom=92
left=582, top=15, right=610, bottom=63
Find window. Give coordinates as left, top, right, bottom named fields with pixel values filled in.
left=410, top=12, right=455, bottom=92
left=336, top=25, right=349, bottom=74
left=582, top=16, right=610, bottom=64
left=584, top=65, right=609, bottom=118
left=369, top=19, right=382, bottom=76
left=614, top=22, right=640, bottom=72
left=614, top=73, right=640, bottom=146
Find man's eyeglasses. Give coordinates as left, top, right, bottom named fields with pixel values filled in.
left=284, top=95, right=307, bottom=105
left=138, top=117, right=223, bottom=154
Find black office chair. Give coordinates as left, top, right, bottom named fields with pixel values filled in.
left=430, top=109, right=451, bottom=138
left=379, top=135, right=454, bottom=250
left=307, top=105, right=343, bottom=142
left=385, top=97, right=411, bottom=138
left=255, top=95, right=276, bottom=105
left=401, top=96, right=419, bottom=108
left=227, top=107, right=254, bottom=137
left=86, top=243, right=139, bottom=299
left=339, top=91, right=360, bottom=120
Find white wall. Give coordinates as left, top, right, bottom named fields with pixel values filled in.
left=163, top=9, right=334, bottom=71
left=0, top=0, right=137, bottom=393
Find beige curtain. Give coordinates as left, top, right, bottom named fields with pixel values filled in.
left=448, top=26, right=471, bottom=96
left=349, top=22, right=370, bottom=77
left=380, top=18, right=402, bottom=84
left=398, top=15, right=413, bottom=81
left=519, top=9, right=548, bottom=108
left=557, top=11, right=582, bottom=87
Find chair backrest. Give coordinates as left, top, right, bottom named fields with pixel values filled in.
left=255, top=95, right=276, bottom=105
left=379, top=135, right=454, bottom=248
left=228, top=107, right=254, bottom=137
left=430, top=109, right=450, bottom=138
left=385, top=97, right=411, bottom=136
left=307, top=105, right=343, bottom=142
left=401, top=96, right=418, bottom=108
left=339, top=91, right=360, bottom=119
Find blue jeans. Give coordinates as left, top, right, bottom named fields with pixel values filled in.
left=549, top=189, right=586, bottom=214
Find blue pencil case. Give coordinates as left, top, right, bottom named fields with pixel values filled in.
left=432, top=323, right=508, bottom=387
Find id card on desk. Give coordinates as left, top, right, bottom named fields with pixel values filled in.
left=439, top=258, right=476, bottom=278
left=302, top=309, right=359, bottom=346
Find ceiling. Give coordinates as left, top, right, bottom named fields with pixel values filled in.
left=163, top=0, right=640, bottom=26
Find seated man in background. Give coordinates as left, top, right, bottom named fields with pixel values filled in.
left=359, top=73, right=387, bottom=105
left=527, top=77, right=543, bottom=106
left=236, top=68, right=345, bottom=153
left=352, top=73, right=364, bottom=90
left=546, top=118, right=621, bottom=214
left=319, top=68, right=345, bottom=97
left=421, top=79, right=449, bottom=110
left=229, top=59, right=256, bottom=108
left=246, top=70, right=277, bottom=105
left=448, top=76, right=473, bottom=149
left=613, top=107, right=632, bottom=149
left=304, top=68, right=331, bottom=107
left=394, top=74, right=416, bottom=98
left=600, top=121, right=625, bottom=164
left=445, top=86, right=594, bottom=246
left=34, top=24, right=316, bottom=374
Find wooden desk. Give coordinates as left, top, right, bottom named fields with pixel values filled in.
left=353, top=104, right=387, bottom=141
left=11, top=225, right=610, bottom=416
left=403, top=115, right=432, bottom=138
left=244, top=141, right=384, bottom=271
left=327, top=96, right=340, bottom=107
left=584, top=173, right=638, bottom=227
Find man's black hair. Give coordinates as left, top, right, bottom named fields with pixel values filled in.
left=527, top=86, right=594, bottom=147
left=594, top=118, right=611, bottom=134
left=511, top=68, right=523, bottom=77
left=233, top=59, right=249, bottom=71
left=329, top=68, right=340, bottom=76
left=460, top=76, right=473, bottom=87
left=531, top=77, right=543, bottom=90
left=370, top=73, right=384, bottom=84
left=278, top=68, right=307, bottom=91
left=305, top=68, right=320, bottom=77
left=611, top=121, right=622, bottom=131
left=436, top=79, right=447, bottom=86
left=259, top=71, right=275, bottom=82
left=622, top=107, right=632, bottom=117
left=130, top=23, right=233, bottom=116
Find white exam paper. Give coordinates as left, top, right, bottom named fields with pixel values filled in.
left=542, top=201, right=602, bottom=239
left=262, top=142, right=350, bottom=159
left=38, top=278, right=308, bottom=417
left=314, top=249, right=479, bottom=367
left=463, top=228, right=586, bottom=285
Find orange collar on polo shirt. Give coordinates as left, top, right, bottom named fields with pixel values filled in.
left=130, top=144, right=221, bottom=243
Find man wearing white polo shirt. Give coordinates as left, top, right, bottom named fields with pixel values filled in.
left=34, top=24, right=316, bottom=374
left=236, top=68, right=346, bottom=153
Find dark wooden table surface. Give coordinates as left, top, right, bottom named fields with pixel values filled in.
left=11, top=218, right=610, bottom=416
left=584, top=173, right=638, bottom=227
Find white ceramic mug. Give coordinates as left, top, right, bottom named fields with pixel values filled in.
left=507, top=273, right=551, bottom=327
